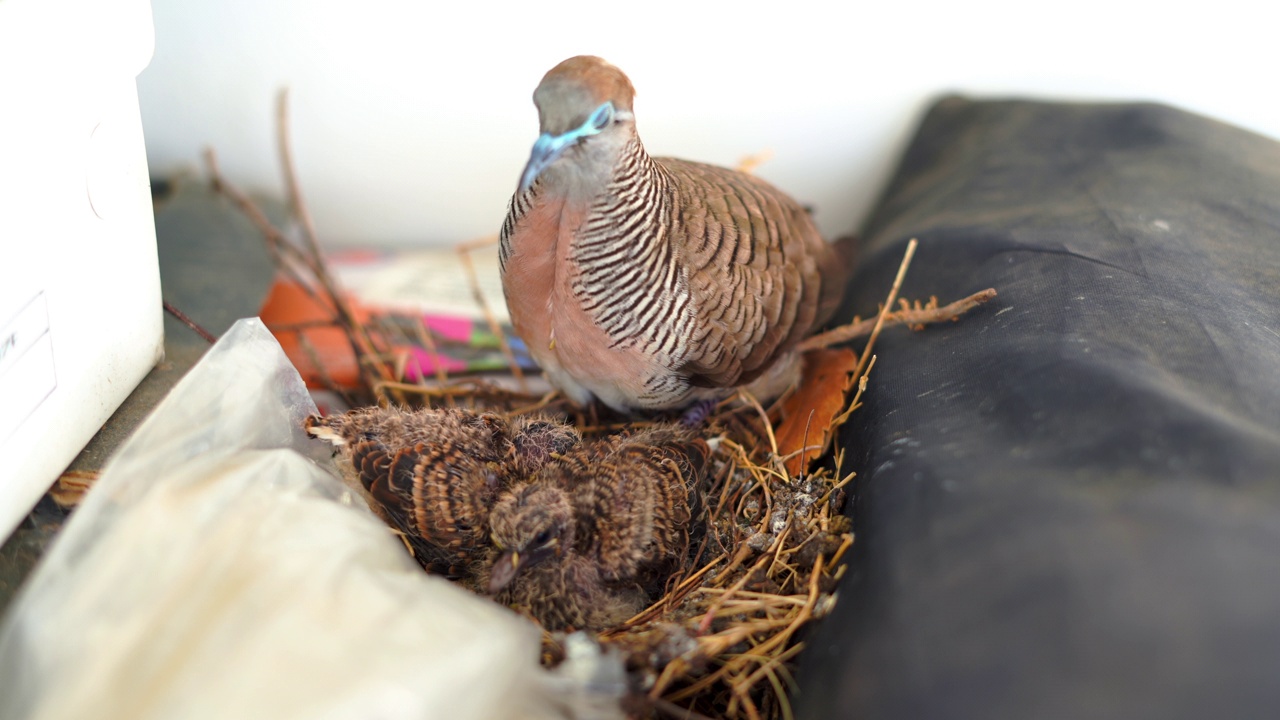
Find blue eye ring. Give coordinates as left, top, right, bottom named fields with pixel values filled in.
left=517, top=101, right=616, bottom=192
left=587, top=102, right=614, bottom=132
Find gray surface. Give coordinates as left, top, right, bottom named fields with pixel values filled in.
left=0, top=178, right=280, bottom=614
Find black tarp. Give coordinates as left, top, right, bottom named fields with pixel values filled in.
left=799, top=98, right=1280, bottom=719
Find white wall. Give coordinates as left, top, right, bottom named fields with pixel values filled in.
left=137, top=0, right=1280, bottom=248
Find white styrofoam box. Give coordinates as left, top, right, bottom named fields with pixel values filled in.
left=0, top=0, right=163, bottom=541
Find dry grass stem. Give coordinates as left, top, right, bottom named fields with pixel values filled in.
left=735, top=150, right=774, bottom=175
left=456, top=235, right=529, bottom=393
left=800, top=281, right=997, bottom=352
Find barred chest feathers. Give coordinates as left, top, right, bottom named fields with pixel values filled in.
left=499, top=142, right=699, bottom=412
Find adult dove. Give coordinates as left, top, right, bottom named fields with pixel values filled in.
left=500, top=55, right=850, bottom=413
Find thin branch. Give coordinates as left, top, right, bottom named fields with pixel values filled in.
left=274, top=90, right=398, bottom=396
left=855, top=239, right=916, bottom=380
left=276, top=89, right=329, bottom=285
left=204, top=148, right=317, bottom=275
left=204, top=145, right=392, bottom=399
left=800, top=287, right=997, bottom=351
left=456, top=235, right=528, bottom=393
left=735, top=149, right=774, bottom=175
left=163, top=300, right=217, bottom=344
left=411, top=317, right=455, bottom=407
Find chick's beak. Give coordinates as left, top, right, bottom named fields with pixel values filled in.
left=488, top=550, right=523, bottom=594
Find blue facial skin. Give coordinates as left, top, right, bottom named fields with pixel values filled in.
left=518, top=102, right=615, bottom=192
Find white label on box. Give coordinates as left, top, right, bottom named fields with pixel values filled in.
left=0, top=292, right=57, bottom=444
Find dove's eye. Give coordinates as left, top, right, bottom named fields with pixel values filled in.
left=533, top=529, right=553, bottom=546
left=587, top=102, right=613, bottom=131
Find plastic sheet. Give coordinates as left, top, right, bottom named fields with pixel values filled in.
left=0, top=318, right=623, bottom=720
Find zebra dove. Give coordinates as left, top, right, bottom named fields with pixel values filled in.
left=500, top=55, right=850, bottom=413
left=486, top=426, right=710, bottom=630
left=305, top=407, right=580, bottom=575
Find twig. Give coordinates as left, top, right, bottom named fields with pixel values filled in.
left=619, top=551, right=729, bottom=629
left=854, top=239, right=916, bottom=380
left=370, top=379, right=544, bottom=404
left=816, top=470, right=857, bottom=508
left=708, top=534, right=756, bottom=591
left=832, top=356, right=875, bottom=427
left=456, top=235, right=528, bottom=393
left=276, top=89, right=329, bottom=287
left=737, top=390, right=779, bottom=461
left=204, top=148, right=317, bottom=275
left=503, top=390, right=563, bottom=418
left=758, top=658, right=798, bottom=720
left=410, top=317, right=455, bottom=406
left=799, top=287, right=997, bottom=351
left=275, top=90, right=398, bottom=395
left=766, top=512, right=797, bottom=578
left=162, top=300, right=217, bottom=344
left=828, top=534, right=854, bottom=569
left=204, top=144, right=395, bottom=400
left=697, top=533, right=786, bottom=635
left=736, top=149, right=774, bottom=175
left=694, top=588, right=809, bottom=604
left=294, top=332, right=359, bottom=409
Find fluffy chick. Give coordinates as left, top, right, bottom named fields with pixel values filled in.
left=305, top=406, right=580, bottom=576
left=485, top=426, right=710, bottom=630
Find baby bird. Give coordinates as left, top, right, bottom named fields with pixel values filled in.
left=486, top=426, right=710, bottom=630
left=305, top=407, right=580, bottom=575
left=508, top=415, right=584, bottom=477
left=500, top=56, right=850, bottom=413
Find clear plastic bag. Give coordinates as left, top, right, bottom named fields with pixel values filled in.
left=0, top=318, right=622, bottom=720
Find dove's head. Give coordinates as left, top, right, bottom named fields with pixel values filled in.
left=518, top=55, right=639, bottom=193
left=510, top=415, right=582, bottom=475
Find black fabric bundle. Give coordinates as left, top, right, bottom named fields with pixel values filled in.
left=800, top=98, right=1280, bottom=719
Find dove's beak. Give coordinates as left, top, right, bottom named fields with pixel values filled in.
left=518, top=132, right=577, bottom=193
left=488, top=550, right=524, bottom=594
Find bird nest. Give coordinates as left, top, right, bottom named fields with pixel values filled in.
left=583, top=399, right=860, bottom=720
left=193, top=91, right=997, bottom=720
